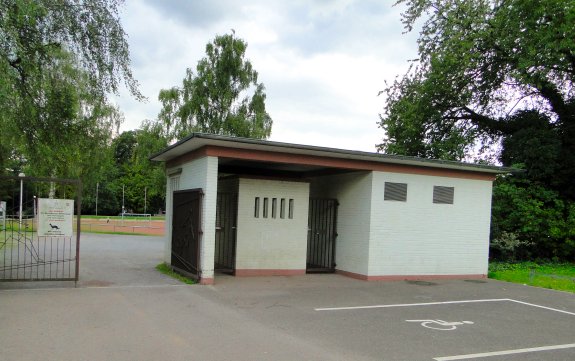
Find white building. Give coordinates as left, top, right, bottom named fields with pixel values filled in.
left=151, top=134, right=509, bottom=285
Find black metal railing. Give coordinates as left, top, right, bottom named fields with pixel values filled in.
left=307, top=198, right=338, bottom=272
left=0, top=176, right=81, bottom=283
left=215, top=192, right=238, bottom=273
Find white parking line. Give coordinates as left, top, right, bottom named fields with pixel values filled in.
left=315, top=298, right=575, bottom=359
left=314, top=298, right=508, bottom=311
left=315, top=298, right=575, bottom=317
left=434, top=343, right=575, bottom=360
left=509, top=299, right=575, bottom=317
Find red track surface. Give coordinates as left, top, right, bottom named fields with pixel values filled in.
left=80, top=219, right=165, bottom=235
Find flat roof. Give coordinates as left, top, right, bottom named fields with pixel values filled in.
left=150, top=133, right=513, bottom=175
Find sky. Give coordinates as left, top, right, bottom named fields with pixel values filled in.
left=113, top=0, right=419, bottom=152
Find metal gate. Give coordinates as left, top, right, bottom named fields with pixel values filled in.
left=171, top=189, right=202, bottom=279
left=0, top=176, right=81, bottom=282
left=215, top=192, right=238, bottom=274
left=307, top=198, right=338, bottom=272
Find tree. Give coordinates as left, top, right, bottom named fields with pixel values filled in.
left=105, top=122, right=168, bottom=215
left=379, top=0, right=575, bottom=199
left=2, top=47, right=122, bottom=179
left=0, top=0, right=142, bottom=211
left=0, top=0, right=140, bottom=170
left=491, top=177, right=575, bottom=260
left=0, top=0, right=141, bottom=100
left=158, top=32, right=273, bottom=140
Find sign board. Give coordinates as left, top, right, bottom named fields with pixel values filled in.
left=37, top=198, right=74, bottom=237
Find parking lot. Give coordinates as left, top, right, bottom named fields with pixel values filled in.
left=1, top=234, right=574, bottom=360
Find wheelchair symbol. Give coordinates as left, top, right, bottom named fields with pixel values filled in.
left=406, top=319, right=474, bottom=331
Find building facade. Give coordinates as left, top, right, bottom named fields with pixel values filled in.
left=152, top=134, right=508, bottom=285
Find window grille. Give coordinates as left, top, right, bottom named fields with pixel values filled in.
left=170, top=176, right=180, bottom=192
left=384, top=182, right=407, bottom=202
left=433, top=186, right=454, bottom=204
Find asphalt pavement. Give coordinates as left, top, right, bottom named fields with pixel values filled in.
left=1, top=234, right=574, bottom=361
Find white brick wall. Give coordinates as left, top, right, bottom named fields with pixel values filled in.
left=164, top=156, right=218, bottom=280
left=369, top=172, right=492, bottom=276
left=310, top=172, right=373, bottom=275
left=235, top=178, right=310, bottom=271
left=165, top=155, right=493, bottom=280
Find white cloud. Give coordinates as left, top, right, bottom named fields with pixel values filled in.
left=113, top=0, right=418, bottom=152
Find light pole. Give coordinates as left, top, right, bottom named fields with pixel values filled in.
left=95, top=182, right=99, bottom=216
left=18, top=172, right=25, bottom=228
left=122, top=184, right=125, bottom=225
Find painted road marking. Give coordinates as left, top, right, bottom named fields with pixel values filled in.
left=314, top=298, right=508, bottom=311
left=433, top=343, right=575, bottom=360
left=509, top=299, right=575, bottom=317
left=314, top=298, right=575, bottom=317
left=315, top=299, right=575, bottom=359
left=406, top=319, right=474, bottom=331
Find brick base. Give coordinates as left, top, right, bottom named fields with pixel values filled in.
left=234, top=269, right=306, bottom=277
left=336, top=269, right=486, bottom=281
left=199, top=277, right=214, bottom=285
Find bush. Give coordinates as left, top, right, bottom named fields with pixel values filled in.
left=491, top=177, right=575, bottom=261
left=490, top=232, right=533, bottom=261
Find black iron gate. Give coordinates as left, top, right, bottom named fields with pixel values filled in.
left=307, top=198, right=338, bottom=273
left=215, top=192, right=238, bottom=274
left=0, top=176, right=81, bottom=282
left=171, top=189, right=202, bottom=279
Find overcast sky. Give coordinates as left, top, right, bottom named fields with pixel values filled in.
left=113, top=0, right=419, bottom=152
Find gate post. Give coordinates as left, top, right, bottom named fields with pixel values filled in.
left=198, top=158, right=218, bottom=284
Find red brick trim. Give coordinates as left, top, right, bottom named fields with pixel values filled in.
left=199, top=277, right=214, bottom=285
left=168, top=145, right=495, bottom=181
left=336, top=269, right=486, bottom=281
left=336, top=269, right=370, bottom=280
left=234, top=269, right=306, bottom=277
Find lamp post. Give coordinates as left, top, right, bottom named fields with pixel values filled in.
left=95, top=182, right=99, bottom=216
left=18, top=172, right=25, bottom=228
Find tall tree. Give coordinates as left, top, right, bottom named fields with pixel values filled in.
left=0, top=0, right=141, bottom=100
left=106, top=122, right=168, bottom=215
left=2, top=47, right=122, bottom=179
left=378, top=0, right=575, bottom=198
left=158, top=32, right=273, bottom=140
left=0, top=0, right=140, bottom=175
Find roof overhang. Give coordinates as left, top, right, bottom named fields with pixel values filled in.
left=150, top=133, right=514, bottom=177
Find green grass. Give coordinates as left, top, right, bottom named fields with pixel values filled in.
left=155, top=263, right=196, bottom=285
left=1, top=226, right=35, bottom=232
left=80, top=229, right=153, bottom=236
left=489, top=261, right=575, bottom=293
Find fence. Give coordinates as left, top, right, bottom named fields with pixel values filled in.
left=0, top=176, right=81, bottom=283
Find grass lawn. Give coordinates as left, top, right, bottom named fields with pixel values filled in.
left=156, top=263, right=196, bottom=284
left=489, top=262, right=575, bottom=293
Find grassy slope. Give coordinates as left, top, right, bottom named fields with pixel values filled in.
left=489, top=262, right=575, bottom=293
